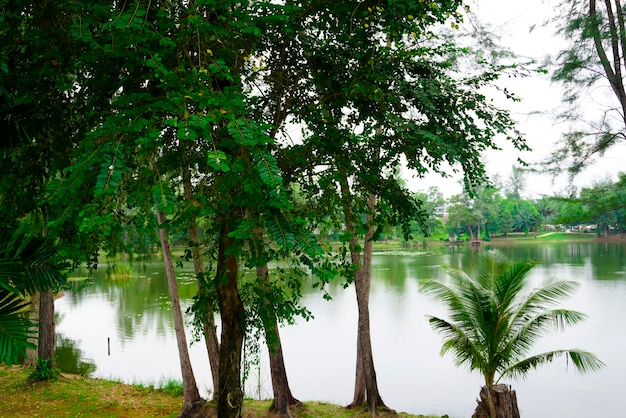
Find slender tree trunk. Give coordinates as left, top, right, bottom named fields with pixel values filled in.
left=155, top=209, right=203, bottom=417
left=37, top=290, right=55, bottom=368
left=216, top=221, right=245, bottom=418
left=349, top=237, right=386, bottom=411
left=182, top=168, right=220, bottom=399
left=256, top=264, right=300, bottom=418
left=339, top=184, right=390, bottom=412
left=356, top=229, right=387, bottom=410
left=24, top=292, right=39, bottom=367
left=350, top=325, right=367, bottom=407
left=33, top=224, right=55, bottom=370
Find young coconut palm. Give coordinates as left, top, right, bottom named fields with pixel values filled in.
left=421, top=249, right=604, bottom=417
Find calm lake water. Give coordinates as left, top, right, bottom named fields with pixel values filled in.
left=56, top=242, right=626, bottom=417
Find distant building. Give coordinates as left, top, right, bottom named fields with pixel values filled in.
left=434, top=203, right=447, bottom=217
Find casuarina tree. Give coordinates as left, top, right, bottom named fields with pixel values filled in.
left=548, top=0, right=626, bottom=176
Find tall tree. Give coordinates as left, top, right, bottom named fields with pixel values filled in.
left=512, top=200, right=542, bottom=234
left=0, top=0, right=98, bottom=370
left=549, top=0, right=626, bottom=175
left=533, top=196, right=560, bottom=224
left=560, top=174, right=626, bottom=235
left=446, top=196, right=478, bottom=240
left=55, top=1, right=229, bottom=414
left=254, top=1, right=527, bottom=412
left=182, top=166, right=220, bottom=399
left=504, top=165, right=527, bottom=201
left=446, top=186, right=502, bottom=240
left=155, top=208, right=203, bottom=415
left=60, top=3, right=324, bottom=416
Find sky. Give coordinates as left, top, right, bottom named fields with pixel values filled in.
left=404, top=0, right=626, bottom=199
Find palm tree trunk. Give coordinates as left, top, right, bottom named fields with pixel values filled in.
left=155, top=209, right=203, bottom=416
left=472, top=384, right=520, bottom=418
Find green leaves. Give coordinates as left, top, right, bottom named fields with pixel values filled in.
left=0, top=288, right=36, bottom=365
left=267, top=215, right=295, bottom=250
left=207, top=149, right=230, bottom=172
left=228, top=118, right=271, bottom=147
left=548, top=0, right=626, bottom=174
left=0, top=234, right=67, bottom=296
left=94, top=140, right=126, bottom=199
left=0, top=234, right=67, bottom=365
left=152, top=180, right=176, bottom=214
left=503, top=349, right=605, bottom=382
left=422, top=249, right=603, bottom=388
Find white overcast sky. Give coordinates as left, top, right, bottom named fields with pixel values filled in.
left=404, top=0, right=626, bottom=198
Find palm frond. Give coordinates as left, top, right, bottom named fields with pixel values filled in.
left=422, top=249, right=602, bottom=389
left=0, top=233, right=67, bottom=365
left=500, top=349, right=605, bottom=382
left=0, top=261, right=23, bottom=293
left=509, top=279, right=581, bottom=331
left=503, top=308, right=588, bottom=366
left=0, top=234, right=67, bottom=295
left=0, top=288, right=36, bottom=365
left=494, top=260, right=536, bottom=315
left=526, top=278, right=580, bottom=308
left=473, top=249, right=510, bottom=291
left=427, top=315, right=487, bottom=372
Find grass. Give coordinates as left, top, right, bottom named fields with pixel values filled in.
left=130, top=377, right=185, bottom=398
left=105, top=262, right=135, bottom=280
left=0, top=365, right=444, bottom=417
left=368, top=231, right=614, bottom=250
left=489, top=231, right=603, bottom=243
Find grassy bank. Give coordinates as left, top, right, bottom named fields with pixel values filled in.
left=370, top=231, right=623, bottom=251
left=0, top=365, right=443, bottom=418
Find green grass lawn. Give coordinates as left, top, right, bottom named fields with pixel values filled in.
left=0, top=365, right=444, bottom=417
left=369, top=231, right=616, bottom=250
left=492, top=231, right=603, bottom=243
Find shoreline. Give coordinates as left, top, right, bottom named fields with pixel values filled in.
left=0, top=365, right=444, bottom=418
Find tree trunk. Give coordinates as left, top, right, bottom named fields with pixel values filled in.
left=348, top=231, right=387, bottom=412
left=155, top=209, right=203, bottom=417
left=182, top=168, right=220, bottom=400
left=342, top=192, right=390, bottom=413
left=29, top=224, right=56, bottom=370
left=216, top=222, right=245, bottom=418
left=188, top=222, right=221, bottom=401
left=37, top=290, right=55, bottom=368
left=472, top=384, right=520, bottom=418
left=23, top=292, right=40, bottom=367
left=257, top=264, right=300, bottom=418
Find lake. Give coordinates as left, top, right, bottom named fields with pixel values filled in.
left=55, top=241, right=626, bottom=417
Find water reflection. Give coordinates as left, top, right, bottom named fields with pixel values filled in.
left=64, top=262, right=199, bottom=341
left=55, top=242, right=626, bottom=418
left=56, top=336, right=97, bottom=376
